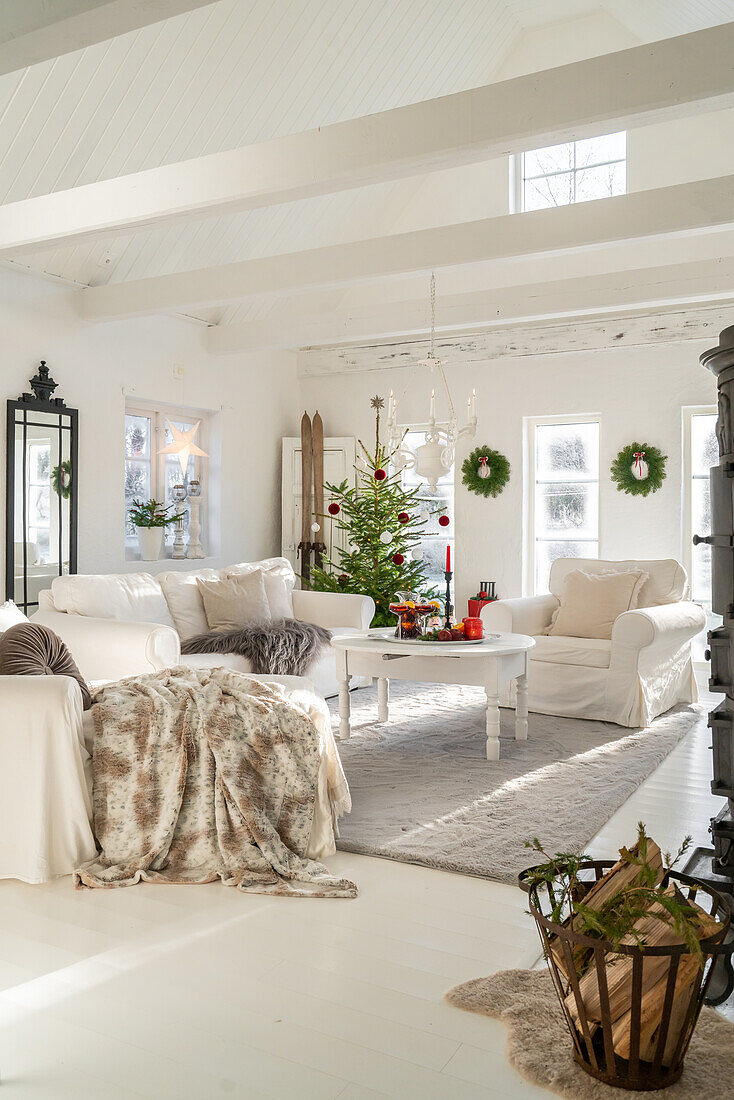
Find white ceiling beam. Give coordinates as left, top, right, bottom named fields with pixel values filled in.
left=206, top=256, right=734, bottom=354
left=298, top=304, right=734, bottom=375
left=0, top=1, right=218, bottom=76
left=5, top=21, right=734, bottom=257
left=79, top=175, right=734, bottom=321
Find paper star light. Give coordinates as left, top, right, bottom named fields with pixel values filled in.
left=158, top=419, right=209, bottom=475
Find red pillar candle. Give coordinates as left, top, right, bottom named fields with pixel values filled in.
left=446, top=545, right=451, bottom=572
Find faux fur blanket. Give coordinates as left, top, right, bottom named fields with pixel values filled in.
left=181, top=618, right=331, bottom=677
left=76, top=666, right=356, bottom=898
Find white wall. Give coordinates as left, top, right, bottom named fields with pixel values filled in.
left=0, top=264, right=298, bottom=595
left=299, top=336, right=719, bottom=613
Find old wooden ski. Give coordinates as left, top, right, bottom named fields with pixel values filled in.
left=298, top=412, right=313, bottom=586
left=312, top=411, right=326, bottom=569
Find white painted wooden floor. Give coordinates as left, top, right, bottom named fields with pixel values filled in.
left=0, top=678, right=727, bottom=1098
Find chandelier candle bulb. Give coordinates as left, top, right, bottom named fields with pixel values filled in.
left=430, top=389, right=435, bottom=420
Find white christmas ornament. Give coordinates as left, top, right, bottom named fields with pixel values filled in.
left=410, top=547, right=422, bottom=560
left=420, top=507, right=430, bottom=522
left=311, top=522, right=321, bottom=533
left=379, top=530, right=393, bottom=545
left=631, top=451, right=648, bottom=481
left=477, top=456, right=491, bottom=479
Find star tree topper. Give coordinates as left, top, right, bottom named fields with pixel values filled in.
left=158, top=419, right=209, bottom=475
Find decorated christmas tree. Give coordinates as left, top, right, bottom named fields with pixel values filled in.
left=310, top=396, right=436, bottom=626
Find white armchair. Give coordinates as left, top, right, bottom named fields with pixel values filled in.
left=481, top=558, right=706, bottom=727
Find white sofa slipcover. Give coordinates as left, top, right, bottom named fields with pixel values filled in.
left=33, top=557, right=374, bottom=699
left=481, top=557, right=705, bottom=727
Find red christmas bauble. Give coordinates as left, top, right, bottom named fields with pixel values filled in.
left=397, top=511, right=409, bottom=523
left=438, top=514, right=450, bottom=527
left=374, top=468, right=387, bottom=481
left=392, top=553, right=405, bottom=566
left=338, top=573, right=348, bottom=584
left=328, top=502, right=340, bottom=515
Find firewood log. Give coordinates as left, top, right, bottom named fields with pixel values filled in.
left=611, top=952, right=701, bottom=1061
left=551, top=842, right=663, bottom=982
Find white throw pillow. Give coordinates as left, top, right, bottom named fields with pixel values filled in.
left=547, top=569, right=649, bottom=640
left=227, top=569, right=293, bottom=619
left=0, top=600, right=28, bottom=633
left=158, top=568, right=220, bottom=640
left=197, top=571, right=272, bottom=632
left=51, top=573, right=176, bottom=628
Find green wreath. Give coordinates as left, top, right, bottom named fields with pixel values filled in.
left=610, top=442, right=667, bottom=497
left=51, top=460, right=72, bottom=500
left=461, top=446, right=511, bottom=498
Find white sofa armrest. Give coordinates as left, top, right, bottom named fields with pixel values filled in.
left=611, top=602, right=706, bottom=665
left=31, top=610, right=180, bottom=682
left=0, top=674, right=97, bottom=881
left=291, top=588, right=375, bottom=630
left=481, top=594, right=558, bottom=637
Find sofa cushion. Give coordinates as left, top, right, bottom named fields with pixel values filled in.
left=548, top=569, right=647, bottom=640
left=0, top=600, right=27, bottom=633
left=157, top=567, right=220, bottom=640
left=197, top=571, right=272, bottom=632
left=531, top=634, right=611, bottom=669
left=0, top=622, right=92, bottom=709
left=548, top=557, right=687, bottom=608
left=51, top=573, right=176, bottom=629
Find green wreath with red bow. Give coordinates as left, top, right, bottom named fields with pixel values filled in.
left=461, top=446, right=511, bottom=498
left=610, top=442, right=667, bottom=497
left=51, top=460, right=72, bottom=500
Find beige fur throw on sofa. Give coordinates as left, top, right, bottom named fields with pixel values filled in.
left=76, top=666, right=357, bottom=898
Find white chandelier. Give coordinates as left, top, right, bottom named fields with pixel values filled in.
left=386, top=273, right=477, bottom=491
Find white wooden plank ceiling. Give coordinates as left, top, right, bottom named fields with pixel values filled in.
left=2, top=0, right=734, bottom=333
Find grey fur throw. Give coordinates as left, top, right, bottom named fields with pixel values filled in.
left=181, top=618, right=331, bottom=677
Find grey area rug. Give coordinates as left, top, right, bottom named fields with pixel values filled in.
left=446, top=968, right=734, bottom=1099
left=329, top=681, right=700, bottom=884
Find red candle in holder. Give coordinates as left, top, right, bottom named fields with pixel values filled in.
left=464, top=616, right=483, bottom=640
left=446, top=545, right=451, bottom=572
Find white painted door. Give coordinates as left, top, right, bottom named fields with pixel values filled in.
left=281, top=435, right=356, bottom=582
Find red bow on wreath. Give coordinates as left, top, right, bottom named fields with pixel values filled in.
left=633, top=451, right=645, bottom=476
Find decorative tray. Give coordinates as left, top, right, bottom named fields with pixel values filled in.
left=373, top=629, right=500, bottom=647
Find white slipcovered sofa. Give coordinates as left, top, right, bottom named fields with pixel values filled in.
left=480, top=557, right=705, bottom=727
left=32, top=556, right=374, bottom=699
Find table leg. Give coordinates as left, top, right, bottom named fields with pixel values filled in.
left=485, top=690, right=501, bottom=761
left=377, top=677, right=389, bottom=723
left=515, top=666, right=529, bottom=741
left=338, top=678, right=352, bottom=740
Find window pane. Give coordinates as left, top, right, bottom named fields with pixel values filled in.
left=575, top=161, right=626, bottom=202
left=523, top=141, right=573, bottom=177
left=401, top=429, right=454, bottom=593
left=691, top=412, right=718, bottom=476
left=536, top=482, right=598, bottom=540
left=536, top=422, right=599, bottom=480
left=124, top=460, right=151, bottom=535
left=524, top=172, right=574, bottom=210
left=574, top=131, right=626, bottom=167
left=125, top=414, right=151, bottom=459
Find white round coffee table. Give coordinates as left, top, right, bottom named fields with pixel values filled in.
left=330, top=629, right=535, bottom=761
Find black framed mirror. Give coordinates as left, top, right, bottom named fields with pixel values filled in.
left=5, top=362, right=78, bottom=614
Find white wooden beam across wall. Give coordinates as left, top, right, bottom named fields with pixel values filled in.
left=0, top=1, right=218, bottom=76
left=297, top=305, right=734, bottom=377
left=206, top=257, right=734, bottom=354
left=5, top=21, right=734, bottom=256
left=79, top=175, right=734, bottom=321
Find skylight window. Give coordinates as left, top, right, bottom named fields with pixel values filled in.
left=513, top=131, right=626, bottom=212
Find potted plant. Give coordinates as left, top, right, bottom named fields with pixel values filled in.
left=519, top=824, right=731, bottom=1091
left=128, top=498, right=186, bottom=561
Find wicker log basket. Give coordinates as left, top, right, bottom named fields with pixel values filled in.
left=519, top=860, right=732, bottom=1091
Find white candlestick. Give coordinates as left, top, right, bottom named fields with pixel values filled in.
left=430, top=388, right=435, bottom=419
left=388, top=389, right=394, bottom=419
left=471, top=388, right=477, bottom=419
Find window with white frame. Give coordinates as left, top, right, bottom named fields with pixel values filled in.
left=683, top=407, right=722, bottom=661
left=401, top=429, right=454, bottom=592
left=511, top=131, right=626, bottom=213
left=124, top=403, right=208, bottom=553
left=527, top=418, right=600, bottom=595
